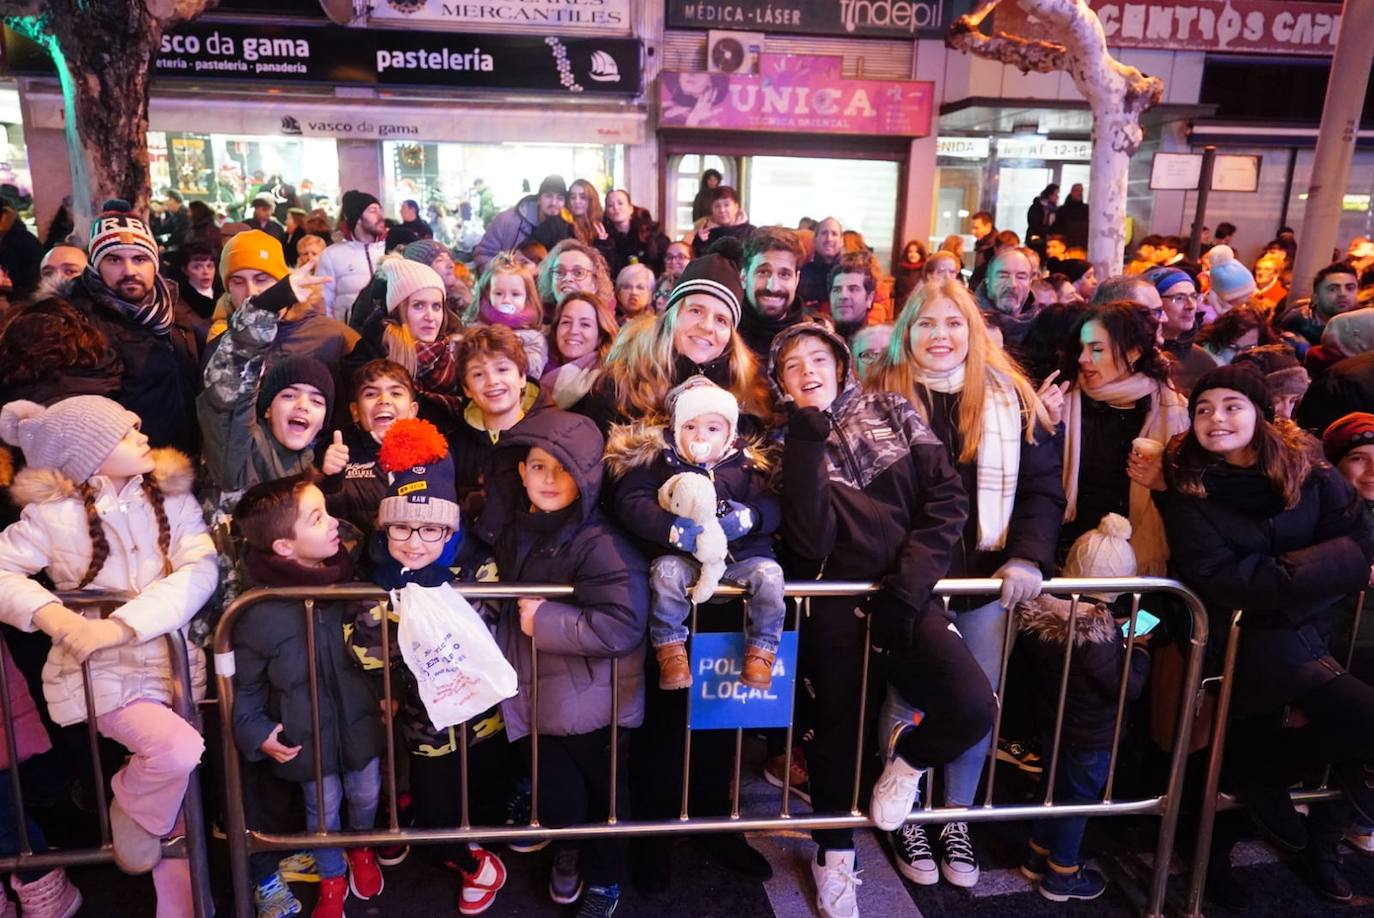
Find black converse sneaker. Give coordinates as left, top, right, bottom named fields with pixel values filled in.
left=938, top=821, right=980, bottom=888
left=890, top=823, right=938, bottom=886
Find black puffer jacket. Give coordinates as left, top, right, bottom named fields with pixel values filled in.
left=605, top=420, right=781, bottom=563
left=63, top=272, right=202, bottom=455
left=474, top=409, right=649, bottom=739
left=1160, top=461, right=1374, bottom=716
left=919, top=387, right=1065, bottom=579
left=599, top=209, right=669, bottom=278
left=321, top=424, right=385, bottom=539
left=769, top=324, right=967, bottom=627
left=1017, top=595, right=1149, bottom=748
left=231, top=550, right=385, bottom=784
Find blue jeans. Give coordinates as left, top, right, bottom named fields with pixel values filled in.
left=1028, top=744, right=1112, bottom=868
left=650, top=555, right=786, bottom=653
left=302, top=757, right=381, bottom=878
left=941, top=600, right=1009, bottom=807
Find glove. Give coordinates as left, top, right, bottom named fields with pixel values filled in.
left=31, top=604, right=88, bottom=644
left=995, top=558, right=1043, bottom=609
left=718, top=501, right=756, bottom=541
left=668, top=517, right=703, bottom=554
left=865, top=592, right=916, bottom=655
left=786, top=405, right=831, bottom=442
left=62, top=618, right=134, bottom=664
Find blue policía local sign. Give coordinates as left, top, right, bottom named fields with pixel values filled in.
left=688, top=631, right=798, bottom=730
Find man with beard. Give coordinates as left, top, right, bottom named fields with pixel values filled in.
left=473, top=175, right=570, bottom=271
left=318, top=190, right=386, bottom=321
left=737, top=226, right=806, bottom=358
left=976, top=248, right=1037, bottom=352
left=1145, top=266, right=1215, bottom=393
left=827, top=252, right=877, bottom=338
left=799, top=216, right=844, bottom=309
left=62, top=199, right=202, bottom=454
left=1282, top=262, right=1363, bottom=350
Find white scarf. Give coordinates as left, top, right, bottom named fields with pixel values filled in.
left=1062, top=374, right=1189, bottom=575
left=918, top=364, right=1023, bottom=551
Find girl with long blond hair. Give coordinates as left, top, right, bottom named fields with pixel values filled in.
left=866, top=279, right=1066, bottom=888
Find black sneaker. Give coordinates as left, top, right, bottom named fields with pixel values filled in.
left=996, top=738, right=1044, bottom=774
left=1238, top=780, right=1308, bottom=852
left=1302, top=856, right=1353, bottom=904
left=890, top=824, right=938, bottom=885
left=1039, top=865, right=1106, bottom=902
left=1332, top=761, right=1374, bottom=827
left=696, top=834, right=773, bottom=880
left=549, top=845, right=583, bottom=905
left=506, top=777, right=549, bottom=853
left=576, top=883, right=620, bottom=918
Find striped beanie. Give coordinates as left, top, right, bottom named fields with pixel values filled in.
left=89, top=199, right=158, bottom=268
left=665, top=253, right=744, bottom=327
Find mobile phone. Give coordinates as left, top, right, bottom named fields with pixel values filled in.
left=1122, top=609, right=1161, bottom=638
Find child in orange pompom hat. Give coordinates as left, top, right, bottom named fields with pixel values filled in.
left=349, top=416, right=509, bottom=915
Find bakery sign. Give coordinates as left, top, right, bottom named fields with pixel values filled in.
left=997, top=0, right=1341, bottom=55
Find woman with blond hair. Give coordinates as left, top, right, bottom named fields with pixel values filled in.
left=866, top=279, right=1066, bottom=890
left=570, top=250, right=771, bottom=434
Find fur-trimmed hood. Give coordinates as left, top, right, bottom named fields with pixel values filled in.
left=604, top=417, right=773, bottom=480
left=1015, top=594, right=1119, bottom=646
left=10, top=448, right=196, bottom=507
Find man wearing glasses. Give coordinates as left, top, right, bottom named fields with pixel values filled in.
left=1146, top=267, right=1216, bottom=394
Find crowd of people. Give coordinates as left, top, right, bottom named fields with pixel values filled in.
left=0, top=169, right=1373, bottom=918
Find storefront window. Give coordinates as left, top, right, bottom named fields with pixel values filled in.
left=933, top=164, right=982, bottom=262
left=147, top=131, right=340, bottom=222
left=381, top=141, right=624, bottom=245
left=669, top=153, right=733, bottom=234
left=0, top=87, right=33, bottom=230
left=745, top=155, right=901, bottom=266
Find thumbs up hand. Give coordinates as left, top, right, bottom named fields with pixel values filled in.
left=321, top=430, right=349, bottom=475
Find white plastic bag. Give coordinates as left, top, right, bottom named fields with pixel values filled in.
left=393, top=582, right=517, bottom=730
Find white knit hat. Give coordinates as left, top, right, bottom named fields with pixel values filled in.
left=383, top=259, right=445, bottom=313
left=1064, top=513, right=1136, bottom=600
left=668, top=376, right=739, bottom=462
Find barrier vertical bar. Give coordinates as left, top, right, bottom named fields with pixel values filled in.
left=680, top=600, right=698, bottom=821
left=459, top=724, right=471, bottom=830
left=379, top=596, right=399, bottom=832
left=80, top=661, right=111, bottom=845
left=529, top=633, right=541, bottom=829
left=1103, top=592, right=1142, bottom=802
left=215, top=632, right=253, bottom=918
left=303, top=599, right=327, bottom=836
left=778, top=597, right=804, bottom=818
left=1041, top=594, right=1080, bottom=804
left=730, top=598, right=749, bottom=821
left=609, top=656, right=620, bottom=825
left=1184, top=610, right=1244, bottom=918
left=164, top=630, right=212, bottom=918
left=849, top=614, right=873, bottom=816
left=0, top=637, right=31, bottom=856
left=1346, top=591, right=1367, bottom=671
left=982, top=597, right=1020, bottom=807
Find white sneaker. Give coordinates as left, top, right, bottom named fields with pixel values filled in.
left=811, top=849, right=862, bottom=918
left=938, top=821, right=980, bottom=888
left=1345, top=828, right=1374, bottom=855
left=870, top=755, right=922, bottom=831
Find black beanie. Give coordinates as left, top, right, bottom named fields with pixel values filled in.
left=1189, top=364, right=1274, bottom=422
left=341, top=190, right=380, bottom=230
left=257, top=356, right=337, bottom=418
left=665, top=253, right=745, bottom=326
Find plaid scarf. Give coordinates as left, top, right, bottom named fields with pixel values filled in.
left=82, top=267, right=176, bottom=336
left=415, top=338, right=463, bottom=417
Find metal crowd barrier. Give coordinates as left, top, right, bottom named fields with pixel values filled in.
left=1185, top=592, right=1369, bottom=918
left=0, top=591, right=213, bottom=918
left=214, top=576, right=1208, bottom=918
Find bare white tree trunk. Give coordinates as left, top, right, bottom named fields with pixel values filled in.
left=949, top=0, right=1163, bottom=278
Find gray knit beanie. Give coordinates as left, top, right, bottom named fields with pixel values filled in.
left=0, top=397, right=140, bottom=484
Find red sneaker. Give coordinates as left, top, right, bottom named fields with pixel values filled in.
left=312, top=876, right=348, bottom=918
left=458, top=847, right=507, bottom=916
left=346, top=847, right=384, bottom=900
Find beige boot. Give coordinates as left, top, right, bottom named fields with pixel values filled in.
left=656, top=643, right=692, bottom=690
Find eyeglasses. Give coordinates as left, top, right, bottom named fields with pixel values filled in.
left=1163, top=292, right=1200, bottom=306
left=385, top=523, right=450, bottom=543
left=554, top=267, right=593, bottom=283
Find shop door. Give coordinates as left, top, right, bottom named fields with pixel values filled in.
left=995, top=166, right=1053, bottom=241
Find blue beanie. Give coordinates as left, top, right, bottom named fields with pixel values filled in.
left=1145, top=267, right=1192, bottom=297
left=1207, top=245, right=1256, bottom=302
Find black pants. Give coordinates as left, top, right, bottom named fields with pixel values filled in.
left=802, top=601, right=996, bottom=852
left=409, top=734, right=512, bottom=871
left=538, top=727, right=630, bottom=887
left=1229, top=672, right=1374, bottom=788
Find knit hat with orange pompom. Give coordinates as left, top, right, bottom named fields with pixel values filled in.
left=377, top=417, right=459, bottom=529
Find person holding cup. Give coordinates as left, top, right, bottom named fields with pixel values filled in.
left=1060, top=301, right=1189, bottom=574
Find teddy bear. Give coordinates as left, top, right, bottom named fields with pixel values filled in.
left=658, top=471, right=728, bottom=604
